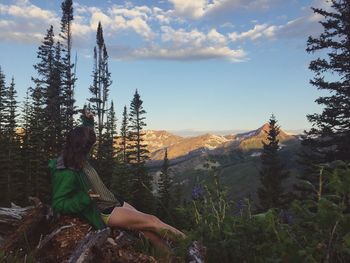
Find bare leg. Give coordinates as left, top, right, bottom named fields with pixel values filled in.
left=118, top=202, right=171, bottom=252
left=107, top=204, right=185, bottom=241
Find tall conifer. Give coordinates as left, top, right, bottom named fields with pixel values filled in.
left=298, top=0, right=350, bottom=198
left=157, top=149, right=174, bottom=222
left=60, top=0, right=76, bottom=133
left=99, top=101, right=117, bottom=188
left=258, top=115, right=289, bottom=210
left=0, top=68, right=9, bottom=205
left=4, top=78, right=24, bottom=204
left=119, top=105, right=129, bottom=163
left=127, top=90, right=153, bottom=212
left=88, top=22, right=112, bottom=165
left=303, top=0, right=350, bottom=162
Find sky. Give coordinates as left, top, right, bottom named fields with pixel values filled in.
left=0, top=0, right=332, bottom=134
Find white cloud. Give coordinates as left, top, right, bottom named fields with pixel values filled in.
left=125, top=17, right=154, bottom=40
left=0, top=1, right=58, bottom=22
left=108, top=5, right=152, bottom=20
left=207, top=29, right=227, bottom=45
left=229, top=24, right=278, bottom=42
left=106, top=24, right=245, bottom=62
left=168, top=0, right=277, bottom=20
left=168, top=0, right=206, bottom=19
left=228, top=1, right=327, bottom=44
left=0, top=1, right=59, bottom=44
left=89, top=8, right=113, bottom=30
left=112, top=45, right=246, bottom=62
left=161, top=26, right=206, bottom=47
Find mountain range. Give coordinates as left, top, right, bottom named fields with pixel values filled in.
left=140, top=124, right=302, bottom=203
left=143, top=123, right=297, bottom=162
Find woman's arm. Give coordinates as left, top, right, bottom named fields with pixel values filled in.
left=52, top=170, right=92, bottom=214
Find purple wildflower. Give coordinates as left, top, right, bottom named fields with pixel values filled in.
left=192, top=185, right=204, bottom=200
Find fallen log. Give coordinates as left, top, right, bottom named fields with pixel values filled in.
left=0, top=197, right=47, bottom=253
left=67, top=227, right=111, bottom=263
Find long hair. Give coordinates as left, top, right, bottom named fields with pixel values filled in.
left=62, top=126, right=96, bottom=170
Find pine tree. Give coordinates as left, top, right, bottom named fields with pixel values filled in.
left=0, top=67, right=8, bottom=135
left=111, top=105, right=133, bottom=202
left=297, top=0, right=350, bottom=199
left=88, top=22, right=112, bottom=165
left=157, top=148, right=174, bottom=222
left=45, top=41, right=64, bottom=157
left=19, top=89, right=32, bottom=205
left=27, top=84, right=50, bottom=202
left=60, top=0, right=76, bottom=134
left=32, top=26, right=61, bottom=158
left=0, top=68, right=9, bottom=205
left=4, top=78, right=24, bottom=204
left=119, top=105, right=129, bottom=163
left=127, top=90, right=153, bottom=212
left=258, top=115, right=289, bottom=210
left=303, top=0, right=350, bottom=163
left=99, top=101, right=117, bottom=188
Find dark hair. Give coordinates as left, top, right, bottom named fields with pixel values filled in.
left=62, top=126, right=96, bottom=170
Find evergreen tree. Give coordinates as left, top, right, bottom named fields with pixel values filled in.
left=297, top=0, right=350, bottom=198
left=32, top=25, right=62, bottom=158
left=26, top=84, right=50, bottom=202
left=45, top=41, right=64, bottom=157
left=157, top=148, right=174, bottom=222
left=4, top=78, right=24, bottom=205
left=303, top=0, right=350, bottom=162
left=32, top=26, right=55, bottom=88
left=111, top=105, right=133, bottom=202
left=127, top=90, right=153, bottom=212
left=119, top=105, right=129, bottom=163
left=19, top=89, right=32, bottom=205
left=258, top=115, right=289, bottom=210
left=0, top=75, right=25, bottom=206
left=0, top=68, right=9, bottom=205
left=0, top=67, right=8, bottom=134
left=60, top=0, right=76, bottom=134
left=88, top=22, right=112, bottom=165
left=99, top=101, right=117, bottom=188
left=28, top=26, right=63, bottom=205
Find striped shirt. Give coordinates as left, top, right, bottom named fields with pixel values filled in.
left=82, top=160, right=121, bottom=212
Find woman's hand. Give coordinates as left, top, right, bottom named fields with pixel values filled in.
left=87, top=189, right=100, bottom=200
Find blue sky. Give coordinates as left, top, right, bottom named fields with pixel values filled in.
left=0, top=0, right=331, bottom=133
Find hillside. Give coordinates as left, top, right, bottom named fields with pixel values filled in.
left=145, top=123, right=297, bottom=162
left=145, top=124, right=301, bottom=204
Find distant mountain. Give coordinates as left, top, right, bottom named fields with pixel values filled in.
left=143, top=130, right=183, bottom=153
left=150, top=133, right=230, bottom=160
left=145, top=124, right=301, bottom=205
left=234, top=123, right=294, bottom=151
left=145, top=123, right=297, bottom=161
left=169, top=129, right=249, bottom=137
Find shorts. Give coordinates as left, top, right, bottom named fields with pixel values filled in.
left=100, top=197, right=124, bottom=225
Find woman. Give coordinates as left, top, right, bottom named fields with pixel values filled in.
left=49, top=109, right=185, bottom=251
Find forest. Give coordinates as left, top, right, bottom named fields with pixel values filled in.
left=0, top=0, right=350, bottom=262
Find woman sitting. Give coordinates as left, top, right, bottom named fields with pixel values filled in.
left=49, top=109, right=185, bottom=251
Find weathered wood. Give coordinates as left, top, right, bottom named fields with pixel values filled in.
left=67, top=227, right=111, bottom=263
left=36, top=224, right=75, bottom=250
left=188, top=241, right=206, bottom=263
left=0, top=197, right=47, bottom=252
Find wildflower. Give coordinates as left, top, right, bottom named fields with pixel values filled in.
left=192, top=185, right=204, bottom=200
left=278, top=209, right=294, bottom=225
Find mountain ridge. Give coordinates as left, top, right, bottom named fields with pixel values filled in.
left=142, top=123, right=297, bottom=161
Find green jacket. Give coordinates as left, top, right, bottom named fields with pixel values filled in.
left=48, top=158, right=106, bottom=230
